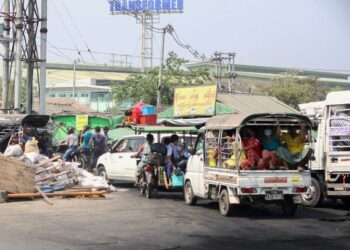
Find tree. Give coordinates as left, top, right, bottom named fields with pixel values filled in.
left=111, top=52, right=211, bottom=106
left=256, top=71, right=329, bottom=109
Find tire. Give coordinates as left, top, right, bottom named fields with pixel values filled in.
left=97, top=165, right=109, bottom=183
left=282, top=197, right=298, bottom=218
left=219, top=189, right=233, bottom=216
left=184, top=181, right=197, bottom=206
left=72, top=154, right=87, bottom=169
left=301, top=177, right=322, bottom=207
left=341, top=198, right=350, bottom=208
left=145, top=184, right=152, bottom=199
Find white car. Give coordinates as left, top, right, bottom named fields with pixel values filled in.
left=96, top=135, right=146, bottom=183
left=96, top=133, right=196, bottom=183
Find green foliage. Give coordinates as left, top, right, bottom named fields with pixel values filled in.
left=111, top=52, right=211, bottom=106
left=256, top=71, right=329, bottom=109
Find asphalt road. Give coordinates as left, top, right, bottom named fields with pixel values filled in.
left=0, top=186, right=349, bottom=250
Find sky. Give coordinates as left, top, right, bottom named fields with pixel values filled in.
left=44, top=0, right=350, bottom=72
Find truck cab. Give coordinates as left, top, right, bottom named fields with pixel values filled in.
left=184, top=113, right=313, bottom=217
left=300, top=91, right=350, bottom=207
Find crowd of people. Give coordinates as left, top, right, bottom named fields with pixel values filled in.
left=62, top=125, right=110, bottom=172
left=219, top=124, right=313, bottom=171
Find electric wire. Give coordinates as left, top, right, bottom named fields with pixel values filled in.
left=51, top=1, right=86, bottom=63
left=59, top=0, right=98, bottom=64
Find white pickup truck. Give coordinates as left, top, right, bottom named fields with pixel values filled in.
left=184, top=113, right=312, bottom=217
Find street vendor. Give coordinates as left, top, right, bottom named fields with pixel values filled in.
left=276, top=123, right=313, bottom=171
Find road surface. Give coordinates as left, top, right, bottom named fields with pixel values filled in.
left=0, top=186, right=349, bottom=250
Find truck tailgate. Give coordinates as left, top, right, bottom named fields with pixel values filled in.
left=238, top=170, right=311, bottom=189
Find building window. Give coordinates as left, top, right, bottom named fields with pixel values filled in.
left=59, top=94, right=66, bottom=98
left=49, top=94, right=56, bottom=98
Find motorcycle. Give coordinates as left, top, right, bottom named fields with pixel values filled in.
left=140, top=163, right=156, bottom=199
left=57, top=144, right=89, bottom=169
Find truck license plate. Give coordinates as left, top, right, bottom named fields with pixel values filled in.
left=265, top=190, right=284, bottom=200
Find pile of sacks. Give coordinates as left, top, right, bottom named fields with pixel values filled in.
left=4, top=143, right=116, bottom=192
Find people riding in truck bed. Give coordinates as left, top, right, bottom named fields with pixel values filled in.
left=258, top=128, right=280, bottom=170
left=241, top=128, right=262, bottom=170
left=223, top=134, right=246, bottom=169
left=276, top=123, right=313, bottom=171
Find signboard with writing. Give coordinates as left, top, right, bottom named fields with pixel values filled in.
left=76, top=115, right=89, bottom=131
left=109, top=0, right=184, bottom=14
left=173, top=85, right=217, bottom=118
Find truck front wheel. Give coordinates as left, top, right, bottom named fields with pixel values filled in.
left=184, top=181, right=197, bottom=206
left=219, top=189, right=233, bottom=216
left=301, top=177, right=322, bottom=207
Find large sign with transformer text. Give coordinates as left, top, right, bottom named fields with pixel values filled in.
left=109, top=0, right=184, bottom=14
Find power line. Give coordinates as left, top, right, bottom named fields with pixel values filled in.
left=59, top=0, right=97, bottom=64
left=51, top=1, right=86, bottom=63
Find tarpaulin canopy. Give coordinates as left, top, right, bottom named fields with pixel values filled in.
left=108, top=127, right=135, bottom=141
left=158, top=102, right=236, bottom=119
left=52, top=115, right=124, bottom=130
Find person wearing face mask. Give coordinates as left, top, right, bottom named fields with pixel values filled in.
left=258, top=128, right=280, bottom=170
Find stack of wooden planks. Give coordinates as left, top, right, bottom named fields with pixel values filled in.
left=0, top=154, right=35, bottom=193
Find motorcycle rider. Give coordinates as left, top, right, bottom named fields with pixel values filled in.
left=62, top=127, right=79, bottom=161
left=132, top=133, right=154, bottom=186
left=88, top=126, right=107, bottom=172
left=80, top=125, right=93, bottom=162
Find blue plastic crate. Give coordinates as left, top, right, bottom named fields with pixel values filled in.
left=171, top=173, right=184, bottom=187
left=142, top=105, right=156, bottom=115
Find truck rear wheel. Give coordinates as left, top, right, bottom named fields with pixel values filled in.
left=301, top=177, right=322, bottom=207
left=184, top=181, right=197, bottom=206
left=341, top=198, right=350, bottom=208
left=219, top=189, right=233, bottom=216
left=282, top=197, right=298, bottom=218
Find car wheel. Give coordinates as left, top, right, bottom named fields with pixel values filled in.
left=184, top=181, right=197, bottom=206
left=219, top=189, right=233, bottom=216
left=301, top=177, right=322, bottom=207
left=282, top=197, right=298, bottom=218
left=97, top=165, right=109, bottom=183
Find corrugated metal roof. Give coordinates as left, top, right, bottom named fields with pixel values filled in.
left=217, top=93, right=298, bottom=114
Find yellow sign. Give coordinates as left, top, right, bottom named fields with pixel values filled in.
left=291, top=177, right=301, bottom=184
left=173, top=85, right=217, bottom=117
left=76, top=115, right=89, bottom=131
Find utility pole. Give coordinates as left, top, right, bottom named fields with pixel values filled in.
left=1, top=0, right=10, bottom=110
left=73, top=60, right=76, bottom=101
left=39, top=0, right=48, bottom=114
left=14, top=0, right=24, bottom=110
left=26, top=0, right=35, bottom=114
left=212, top=52, right=236, bottom=93
left=157, top=27, right=166, bottom=109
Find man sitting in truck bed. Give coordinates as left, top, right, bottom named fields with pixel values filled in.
left=276, top=123, right=312, bottom=171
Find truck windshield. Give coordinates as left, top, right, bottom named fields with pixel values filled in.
left=329, top=106, right=350, bottom=152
